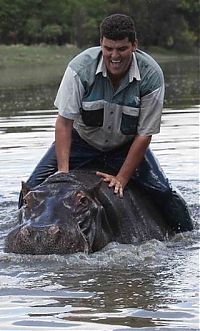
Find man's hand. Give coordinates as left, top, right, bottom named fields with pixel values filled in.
left=49, top=170, right=69, bottom=179
left=96, top=171, right=127, bottom=198
left=96, top=136, right=152, bottom=197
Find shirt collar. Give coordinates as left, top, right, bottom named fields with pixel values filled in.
left=96, top=52, right=141, bottom=81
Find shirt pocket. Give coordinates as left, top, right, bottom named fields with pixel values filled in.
left=120, top=107, right=139, bottom=135
left=80, top=101, right=104, bottom=127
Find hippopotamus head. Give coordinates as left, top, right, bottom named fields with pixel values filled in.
left=5, top=172, right=113, bottom=255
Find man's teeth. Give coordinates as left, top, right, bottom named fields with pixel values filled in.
left=111, top=60, right=121, bottom=63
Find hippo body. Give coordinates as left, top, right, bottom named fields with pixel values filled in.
left=5, top=170, right=178, bottom=255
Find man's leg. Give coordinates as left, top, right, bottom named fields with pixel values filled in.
left=134, top=148, right=193, bottom=232
left=106, top=147, right=193, bottom=232
left=18, top=131, right=102, bottom=208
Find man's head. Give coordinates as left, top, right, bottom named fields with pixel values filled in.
left=100, top=14, right=138, bottom=81
left=100, top=14, right=136, bottom=43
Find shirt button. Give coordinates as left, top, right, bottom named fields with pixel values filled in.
left=108, top=126, right=111, bottom=130
left=110, top=111, right=114, bottom=115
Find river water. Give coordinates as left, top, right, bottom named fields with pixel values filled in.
left=0, top=54, right=199, bottom=330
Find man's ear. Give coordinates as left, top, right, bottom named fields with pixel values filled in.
left=132, top=39, right=138, bottom=51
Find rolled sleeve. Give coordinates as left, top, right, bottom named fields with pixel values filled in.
left=138, top=84, right=165, bottom=136
left=54, top=66, right=85, bottom=120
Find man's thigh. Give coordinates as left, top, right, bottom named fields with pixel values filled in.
left=69, top=130, right=102, bottom=169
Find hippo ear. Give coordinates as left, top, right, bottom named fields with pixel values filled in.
left=87, top=181, right=102, bottom=198
left=21, top=181, right=30, bottom=197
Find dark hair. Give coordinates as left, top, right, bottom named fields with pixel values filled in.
left=100, top=14, right=136, bottom=43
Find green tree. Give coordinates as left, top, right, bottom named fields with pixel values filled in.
left=42, top=24, right=62, bottom=43
left=24, top=17, right=42, bottom=44
left=0, top=0, right=198, bottom=49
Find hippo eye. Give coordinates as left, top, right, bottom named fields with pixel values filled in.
left=23, top=191, right=45, bottom=208
left=79, top=196, right=88, bottom=205
left=23, top=192, right=32, bottom=206
left=76, top=192, right=90, bottom=206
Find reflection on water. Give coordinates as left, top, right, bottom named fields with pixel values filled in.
left=0, top=55, right=199, bottom=116
left=160, top=57, right=200, bottom=109
left=0, top=63, right=65, bottom=116
left=0, top=235, right=199, bottom=330
left=0, top=55, right=199, bottom=330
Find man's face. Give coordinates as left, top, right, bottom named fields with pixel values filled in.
left=100, top=37, right=137, bottom=79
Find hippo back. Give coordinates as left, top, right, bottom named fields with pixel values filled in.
left=47, top=170, right=171, bottom=243
left=5, top=170, right=171, bottom=255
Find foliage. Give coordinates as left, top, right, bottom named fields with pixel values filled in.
left=0, top=0, right=198, bottom=50
left=42, top=24, right=63, bottom=43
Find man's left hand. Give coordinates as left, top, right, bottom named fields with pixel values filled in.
left=96, top=171, right=126, bottom=198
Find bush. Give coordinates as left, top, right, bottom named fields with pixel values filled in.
left=42, top=24, right=62, bottom=43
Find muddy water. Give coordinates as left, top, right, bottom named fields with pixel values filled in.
left=0, top=56, right=199, bottom=330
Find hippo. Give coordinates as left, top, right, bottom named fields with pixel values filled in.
left=4, top=170, right=191, bottom=255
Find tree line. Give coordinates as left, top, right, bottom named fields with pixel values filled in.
left=0, top=0, right=199, bottom=51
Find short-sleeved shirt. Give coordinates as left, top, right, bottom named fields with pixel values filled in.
left=54, top=47, right=164, bottom=151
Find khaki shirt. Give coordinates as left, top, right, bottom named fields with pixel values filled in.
left=54, top=47, right=164, bottom=151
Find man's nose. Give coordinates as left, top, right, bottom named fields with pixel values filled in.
left=111, top=49, right=120, bottom=59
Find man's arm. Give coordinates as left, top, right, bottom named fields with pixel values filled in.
left=96, top=134, right=151, bottom=197
left=55, top=114, right=74, bottom=172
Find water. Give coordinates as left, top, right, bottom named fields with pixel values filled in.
left=0, top=55, right=199, bottom=330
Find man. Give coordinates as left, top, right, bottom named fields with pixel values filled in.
left=19, top=14, right=193, bottom=231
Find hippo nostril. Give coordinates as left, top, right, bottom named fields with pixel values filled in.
left=20, top=227, right=30, bottom=237
left=48, top=225, right=60, bottom=235
left=34, top=232, right=44, bottom=245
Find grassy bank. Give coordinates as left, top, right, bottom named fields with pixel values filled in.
left=0, top=44, right=80, bottom=68
left=147, top=46, right=198, bottom=63
left=0, top=44, right=197, bottom=69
